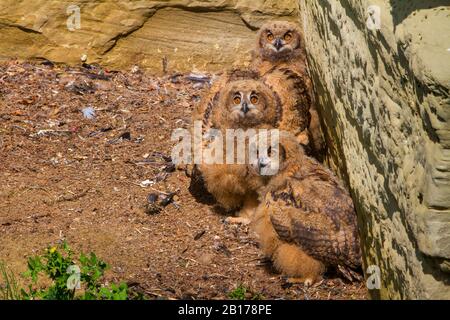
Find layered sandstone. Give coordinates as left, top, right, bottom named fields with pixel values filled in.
left=0, top=0, right=298, bottom=73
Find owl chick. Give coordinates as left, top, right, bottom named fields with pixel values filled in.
left=252, top=20, right=325, bottom=159
left=188, top=69, right=260, bottom=205
left=252, top=20, right=308, bottom=76
left=198, top=78, right=281, bottom=213
left=191, top=69, right=261, bottom=129
left=248, top=131, right=361, bottom=284
left=209, top=78, right=280, bottom=131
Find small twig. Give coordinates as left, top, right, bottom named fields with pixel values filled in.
left=148, top=187, right=170, bottom=196
left=186, top=258, right=199, bottom=265
left=144, top=290, right=177, bottom=300
left=172, top=202, right=181, bottom=210
left=245, top=257, right=264, bottom=263
left=56, top=188, right=89, bottom=202
left=207, top=273, right=229, bottom=279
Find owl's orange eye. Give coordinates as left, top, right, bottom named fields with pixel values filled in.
left=266, top=32, right=274, bottom=41
left=233, top=96, right=241, bottom=104
left=250, top=95, right=258, bottom=104
left=284, top=32, right=292, bottom=42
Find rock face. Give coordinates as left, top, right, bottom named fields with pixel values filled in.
left=1, top=0, right=449, bottom=300
left=0, top=0, right=298, bottom=73
left=299, top=0, right=450, bottom=299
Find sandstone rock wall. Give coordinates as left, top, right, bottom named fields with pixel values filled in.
left=0, top=0, right=298, bottom=73
left=299, top=0, right=450, bottom=299
left=1, top=0, right=449, bottom=300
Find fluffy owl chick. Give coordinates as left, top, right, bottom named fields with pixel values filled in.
left=199, top=79, right=281, bottom=212
left=188, top=70, right=259, bottom=204
left=252, top=20, right=325, bottom=159
left=209, top=79, right=280, bottom=130
left=252, top=20, right=308, bottom=76
left=192, top=69, right=261, bottom=129
left=248, top=132, right=361, bottom=284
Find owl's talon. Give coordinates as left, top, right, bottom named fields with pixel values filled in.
left=284, top=277, right=314, bottom=287
left=304, top=278, right=313, bottom=287
left=225, top=217, right=251, bottom=225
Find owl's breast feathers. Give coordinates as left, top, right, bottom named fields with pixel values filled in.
left=266, top=165, right=361, bottom=268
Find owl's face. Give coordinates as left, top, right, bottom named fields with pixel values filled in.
left=251, top=140, right=287, bottom=177
left=249, top=132, right=302, bottom=178
left=257, top=21, right=303, bottom=61
left=215, top=80, right=279, bottom=129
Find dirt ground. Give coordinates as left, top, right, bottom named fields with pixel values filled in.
left=0, top=60, right=367, bottom=300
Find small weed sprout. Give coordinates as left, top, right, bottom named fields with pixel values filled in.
left=2, top=241, right=132, bottom=300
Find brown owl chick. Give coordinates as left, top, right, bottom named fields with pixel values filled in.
left=248, top=131, right=361, bottom=284
left=189, top=70, right=260, bottom=172
left=209, top=79, right=280, bottom=131
left=198, top=78, right=281, bottom=213
left=252, top=20, right=325, bottom=160
left=188, top=69, right=260, bottom=205
left=191, top=69, right=261, bottom=129
left=252, top=20, right=308, bottom=76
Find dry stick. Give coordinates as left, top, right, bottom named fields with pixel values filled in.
left=144, top=290, right=177, bottom=300
left=56, top=188, right=90, bottom=202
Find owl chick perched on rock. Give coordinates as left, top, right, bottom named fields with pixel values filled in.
left=252, top=20, right=325, bottom=159
left=248, top=131, right=361, bottom=285
left=197, top=76, right=282, bottom=215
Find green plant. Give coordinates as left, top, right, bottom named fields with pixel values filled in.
left=228, top=284, right=264, bottom=300
left=21, top=242, right=129, bottom=300
left=0, top=261, right=21, bottom=300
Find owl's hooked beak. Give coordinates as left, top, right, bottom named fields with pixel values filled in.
left=241, top=102, right=249, bottom=114
left=257, top=156, right=271, bottom=174
left=274, top=38, right=283, bottom=51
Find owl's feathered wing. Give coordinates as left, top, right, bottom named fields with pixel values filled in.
left=251, top=32, right=325, bottom=159
left=265, top=163, right=361, bottom=269
left=261, top=67, right=311, bottom=137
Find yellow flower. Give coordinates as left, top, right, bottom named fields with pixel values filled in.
left=49, top=246, right=57, bottom=254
